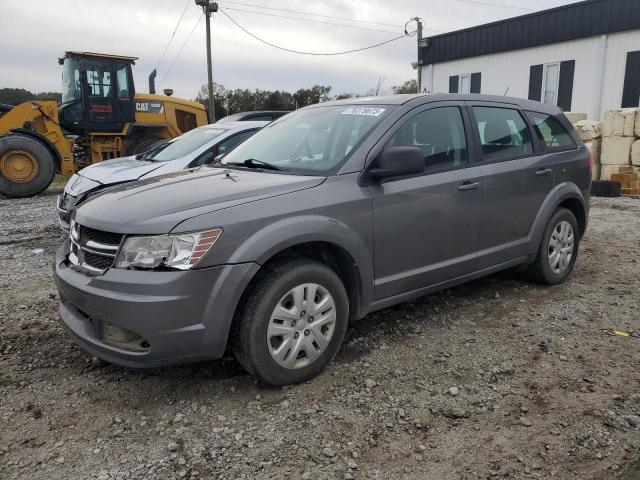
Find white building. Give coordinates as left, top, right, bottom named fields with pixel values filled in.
left=420, top=0, right=640, bottom=120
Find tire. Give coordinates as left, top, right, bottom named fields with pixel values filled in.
left=0, top=134, right=56, bottom=198
left=591, top=180, right=621, bottom=198
left=233, top=258, right=349, bottom=386
left=527, top=207, right=579, bottom=285
left=128, top=136, right=165, bottom=155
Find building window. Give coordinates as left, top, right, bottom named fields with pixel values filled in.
left=529, top=61, right=575, bottom=111
left=449, top=73, right=481, bottom=94
left=459, top=74, right=472, bottom=94
left=542, top=62, right=560, bottom=105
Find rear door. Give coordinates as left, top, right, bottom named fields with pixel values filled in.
left=468, top=102, right=555, bottom=269
left=369, top=102, right=484, bottom=300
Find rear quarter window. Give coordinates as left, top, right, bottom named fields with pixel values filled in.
left=526, top=111, right=576, bottom=150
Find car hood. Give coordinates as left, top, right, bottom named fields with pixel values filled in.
left=77, top=156, right=165, bottom=184
left=75, top=167, right=326, bottom=234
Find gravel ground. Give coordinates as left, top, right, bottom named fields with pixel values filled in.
left=0, top=188, right=639, bottom=480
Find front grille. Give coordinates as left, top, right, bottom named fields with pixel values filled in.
left=84, top=251, right=116, bottom=270
left=82, top=227, right=123, bottom=246
left=69, top=221, right=123, bottom=274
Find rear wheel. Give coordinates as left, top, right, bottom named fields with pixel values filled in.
left=527, top=208, right=579, bottom=285
left=0, top=135, right=56, bottom=198
left=233, top=258, right=349, bottom=386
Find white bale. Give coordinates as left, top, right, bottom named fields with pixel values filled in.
left=600, top=164, right=620, bottom=181
left=574, top=120, right=602, bottom=141
left=601, top=137, right=634, bottom=165
left=565, top=112, right=587, bottom=124
left=603, top=108, right=637, bottom=137
left=632, top=140, right=640, bottom=167
left=591, top=163, right=601, bottom=181
left=636, top=109, right=640, bottom=137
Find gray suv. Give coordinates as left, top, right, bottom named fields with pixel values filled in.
left=54, top=94, right=591, bottom=386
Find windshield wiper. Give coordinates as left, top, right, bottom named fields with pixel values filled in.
left=225, top=158, right=285, bottom=171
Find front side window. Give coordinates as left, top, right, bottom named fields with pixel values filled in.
left=146, top=127, right=226, bottom=162
left=61, top=58, right=81, bottom=104
left=542, top=62, right=560, bottom=105
left=221, top=105, right=393, bottom=175
left=385, top=106, right=467, bottom=172
left=526, top=111, right=576, bottom=150
left=473, top=107, right=533, bottom=162
left=217, top=130, right=256, bottom=156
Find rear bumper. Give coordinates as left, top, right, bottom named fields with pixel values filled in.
left=54, top=240, right=259, bottom=368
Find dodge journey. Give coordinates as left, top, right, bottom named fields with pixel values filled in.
left=54, top=94, right=591, bottom=386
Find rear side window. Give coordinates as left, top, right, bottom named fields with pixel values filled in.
left=473, top=107, right=533, bottom=162
left=385, top=106, right=467, bottom=173
left=526, top=111, right=576, bottom=150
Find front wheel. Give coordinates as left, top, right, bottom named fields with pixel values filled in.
left=527, top=207, right=579, bottom=285
left=233, top=258, right=349, bottom=386
left=0, top=135, right=56, bottom=198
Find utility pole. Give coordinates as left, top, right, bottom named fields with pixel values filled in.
left=416, top=18, right=423, bottom=93
left=409, top=17, right=426, bottom=93
left=196, top=0, right=218, bottom=122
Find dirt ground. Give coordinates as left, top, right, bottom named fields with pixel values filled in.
left=0, top=187, right=639, bottom=480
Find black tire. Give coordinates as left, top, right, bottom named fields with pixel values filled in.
left=0, top=134, right=56, bottom=198
left=527, top=208, right=579, bottom=285
left=233, top=258, right=349, bottom=386
left=128, top=136, right=165, bottom=155
left=591, top=180, right=621, bottom=198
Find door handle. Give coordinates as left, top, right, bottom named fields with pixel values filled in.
left=536, top=168, right=553, bottom=176
left=457, top=181, right=480, bottom=191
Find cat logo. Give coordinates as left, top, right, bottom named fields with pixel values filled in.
left=135, top=102, right=164, bottom=114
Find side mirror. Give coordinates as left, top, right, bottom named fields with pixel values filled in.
left=369, top=146, right=425, bottom=180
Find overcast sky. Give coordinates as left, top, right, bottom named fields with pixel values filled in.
left=0, top=0, right=584, bottom=100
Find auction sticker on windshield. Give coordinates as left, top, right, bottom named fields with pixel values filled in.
left=341, top=107, right=386, bottom=117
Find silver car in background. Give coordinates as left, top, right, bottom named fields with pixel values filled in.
left=56, top=121, right=267, bottom=229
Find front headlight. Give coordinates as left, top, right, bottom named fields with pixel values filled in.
left=115, top=229, right=222, bottom=270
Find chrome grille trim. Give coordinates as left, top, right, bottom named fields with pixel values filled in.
left=68, top=220, right=123, bottom=274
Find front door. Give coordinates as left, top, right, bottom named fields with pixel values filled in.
left=370, top=104, right=483, bottom=301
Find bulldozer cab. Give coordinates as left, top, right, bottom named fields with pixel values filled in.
left=59, top=52, right=137, bottom=134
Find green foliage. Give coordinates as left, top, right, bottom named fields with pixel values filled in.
left=0, top=88, right=62, bottom=105
left=391, top=79, right=418, bottom=95
left=195, top=83, right=333, bottom=119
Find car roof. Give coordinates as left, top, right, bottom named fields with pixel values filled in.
left=312, top=94, right=563, bottom=114
left=201, top=120, right=269, bottom=131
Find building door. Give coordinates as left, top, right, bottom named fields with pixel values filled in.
left=622, top=51, right=640, bottom=108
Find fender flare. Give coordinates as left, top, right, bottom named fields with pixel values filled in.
left=227, top=215, right=374, bottom=315
left=9, top=128, right=62, bottom=173
left=528, top=182, right=586, bottom=258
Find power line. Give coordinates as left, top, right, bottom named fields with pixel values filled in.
left=219, top=8, right=415, bottom=56
left=217, top=0, right=403, bottom=29
left=158, top=15, right=204, bottom=87
left=223, top=6, right=400, bottom=34
left=156, top=0, right=193, bottom=72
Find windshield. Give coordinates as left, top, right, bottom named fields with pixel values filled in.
left=220, top=105, right=392, bottom=174
left=61, top=57, right=81, bottom=104
left=146, top=127, right=226, bottom=162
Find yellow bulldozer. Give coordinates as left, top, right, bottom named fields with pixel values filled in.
left=0, top=51, right=208, bottom=197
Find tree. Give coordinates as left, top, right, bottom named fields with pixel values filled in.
left=0, top=88, right=61, bottom=105
left=391, top=79, right=418, bottom=95
left=293, top=85, right=332, bottom=108
left=365, top=77, right=386, bottom=96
